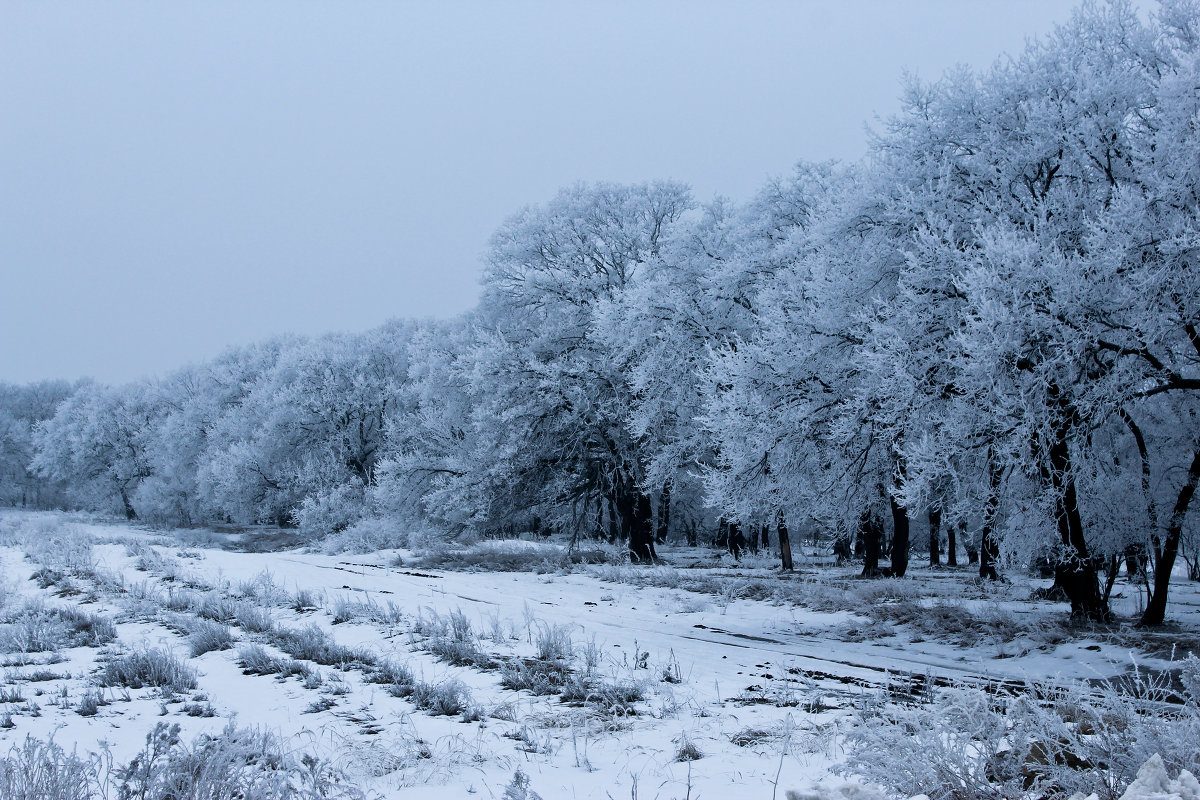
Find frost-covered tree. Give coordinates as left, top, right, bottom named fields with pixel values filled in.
left=33, top=382, right=161, bottom=519
left=0, top=380, right=75, bottom=508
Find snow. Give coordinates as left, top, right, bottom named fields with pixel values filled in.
left=1, top=511, right=1197, bottom=798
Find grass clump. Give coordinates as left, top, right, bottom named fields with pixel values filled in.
left=99, top=647, right=198, bottom=693
left=410, top=678, right=472, bottom=717
left=0, top=603, right=117, bottom=653
left=268, top=625, right=375, bottom=669
left=499, top=659, right=572, bottom=695
left=186, top=619, right=235, bottom=657
left=364, top=659, right=415, bottom=698
left=560, top=676, right=643, bottom=714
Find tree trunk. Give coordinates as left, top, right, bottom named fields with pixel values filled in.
left=728, top=521, right=745, bottom=560
left=979, top=455, right=1002, bottom=581
left=747, top=524, right=760, bottom=554
left=861, top=512, right=884, bottom=577
left=777, top=510, right=793, bottom=571
left=628, top=491, right=658, bottom=563
left=928, top=507, right=941, bottom=567
left=606, top=495, right=620, bottom=544
left=1043, top=389, right=1109, bottom=621
left=947, top=520, right=959, bottom=566
left=1140, top=446, right=1200, bottom=626
left=655, top=481, right=671, bottom=545
left=119, top=487, right=137, bottom=521
left=890, top=495, right=910, bottom=578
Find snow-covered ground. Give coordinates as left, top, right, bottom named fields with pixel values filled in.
left=1, top=510, right=1197, bottom=799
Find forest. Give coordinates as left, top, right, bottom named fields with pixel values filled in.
left=5, top=1, right=1198, bottom=625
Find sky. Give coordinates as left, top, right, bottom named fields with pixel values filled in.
left=1, top=0, right=1093, bottom=385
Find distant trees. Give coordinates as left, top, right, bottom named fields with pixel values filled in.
left=8, top=0, right=1198, bottom=622
left=0, top=380, right=76, bottom=508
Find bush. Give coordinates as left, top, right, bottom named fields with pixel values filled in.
left=364, top=660, right=415, bottom=697
left=269, top=625, right=375, bottom=668
left=237, top=645, right=289, bottom=677
left=499, top=659, right=571, bottom=695
left=0, top=735, right=100, bottom=800
left=844, top=657, right=1200, bottom=800
left=116, top=722, right=364, bottom=800
left=187, top=620, right=235, bottom=657
left=410, top=678, right=471, bottom=717
left=99, top=647, right=198, bottom=693
left=233, top=602, right=276, bottom=634
left=0, top=603, right=117, bottom=653
left=560, top=676, right=643, bottom=714
left=415, top=538, right=624, bottom=573
left=320, top=516, right=409, bottom=554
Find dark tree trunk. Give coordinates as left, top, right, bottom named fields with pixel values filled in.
left=777, top=510, right=793, bottom=571
left=119, top=487, right=137, bottom=521
left=655, top=481, right=671, bottom=545
left=747, top=524, right=760, bottom=554
left=606, top=495, right=620, bottom=544
left=1042, top=385, right=1108, bottom=621
left=628, top=492, right=658, bottom=563
left=716, top=517, right=729, bottom=549
left=728, top=521, right=745, bottom=560
left=1141, top=446, right=1200, bottom=626
left=979, top=455, right=1002, bottom=581
left=760, top=522, right=770, bottom=551
left=929, top=507, right=941, bottom=567
left=890, top=495, right=910, bottom=578
left=947, top=520, right=960, bottom=566
left=861, top=512, right=884, bottom=577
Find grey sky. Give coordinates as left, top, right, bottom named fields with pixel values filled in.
left=2, top=0, right=1086, bottom=385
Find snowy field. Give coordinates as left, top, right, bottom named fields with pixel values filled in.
left=1, top=510, right=1197, bottom=799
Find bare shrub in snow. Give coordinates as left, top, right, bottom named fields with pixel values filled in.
left=0, top=734, right=101, bottom=800
left=116, top=721, right=363, bottom=800
left=844, top=657, right=1200, bottom=800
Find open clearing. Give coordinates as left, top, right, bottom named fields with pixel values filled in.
left=1, top=510, right=1196, bottom=799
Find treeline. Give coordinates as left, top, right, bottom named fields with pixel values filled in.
left=4, top=2, right=1199, bottom=623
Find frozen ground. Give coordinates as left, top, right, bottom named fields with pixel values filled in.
left=0, top=510, right=1197, bottom=799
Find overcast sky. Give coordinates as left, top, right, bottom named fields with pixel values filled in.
left=2, top=0, right=1092, bottom=385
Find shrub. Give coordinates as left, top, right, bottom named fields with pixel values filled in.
left=75, top=689, right=107, bottom=717
left=320, top=517, right=408, bottom=554
left=844, top=657, right=1200, bottom=800
left=534, top=623, right=573, bottom=662
left=0, top=604, right=117, bottom=653
left=233, top=603, right=276, bottom=634
left=364, top=660, right=415, bottom=697
left=560, top=676, right=643, bottom=714
left=292, top=589, right=320, bottom=612
left=237, top=645, right=285, bottom=676
left=269, top=625, right=375, bottom=668
left=411, top=679, right=471, bottom=717
left=116, top=722, right=364, bottom=800
left=499, top=659, right=571, bottom=695
left=0, top=735, right=100, bottom=800
left=99, top=647, right=198, bottom=693
left=187, top=620, right=235, bottom=657
left=414, top=538, right=623, bottom=573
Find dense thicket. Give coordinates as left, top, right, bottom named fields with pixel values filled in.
left=5, top=1, right=1198, bottom=622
